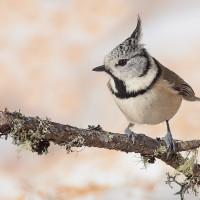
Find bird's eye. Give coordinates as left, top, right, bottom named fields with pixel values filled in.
left=118, top=59, right=127, bottom=66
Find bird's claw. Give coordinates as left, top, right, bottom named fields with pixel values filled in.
left=162, top=131, right=176, bottom=157
left=125, top=128, right=137, bottom=144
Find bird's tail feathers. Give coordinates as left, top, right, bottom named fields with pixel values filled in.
left=196, top=97, right=200, bottom=101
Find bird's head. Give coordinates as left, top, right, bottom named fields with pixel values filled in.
left=93, top=16, right=151, bottom=82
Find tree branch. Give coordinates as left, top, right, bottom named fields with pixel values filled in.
left=0, top=110, right=200, bottom=179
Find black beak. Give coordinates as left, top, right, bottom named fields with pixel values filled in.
left=92, top=65, right=106, bottom=72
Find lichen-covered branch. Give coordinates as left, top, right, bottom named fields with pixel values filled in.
left=0, top=110, right=200, bottom=181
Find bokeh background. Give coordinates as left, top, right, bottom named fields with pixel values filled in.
left=0, top=0, right=200, bottom=199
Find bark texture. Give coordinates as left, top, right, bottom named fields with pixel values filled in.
left=0, top=110, right=200, bottom=179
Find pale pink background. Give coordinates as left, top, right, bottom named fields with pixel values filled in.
left=0, top=0, right=200, bottom=199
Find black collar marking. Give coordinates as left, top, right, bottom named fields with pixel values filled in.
left=109, top=58, right=162, bottom=99
left=138, top=49, right=151, bottom=77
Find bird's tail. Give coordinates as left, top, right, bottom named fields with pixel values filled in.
left=196, top=97, right=200, bottom=101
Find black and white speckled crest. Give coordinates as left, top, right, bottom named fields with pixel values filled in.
left=109, top=16, right=142, bottom=59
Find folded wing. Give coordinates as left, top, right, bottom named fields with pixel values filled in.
left=153, top=58, right=196, bottom=101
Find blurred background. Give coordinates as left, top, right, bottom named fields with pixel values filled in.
left=0, top=0, right=200, bottom=199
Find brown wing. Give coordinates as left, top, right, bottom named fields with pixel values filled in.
left=153, top=58, right=196, bottom=101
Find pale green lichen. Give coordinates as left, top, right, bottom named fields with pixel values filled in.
left=141, top=155, right=150, bottom=169
left=28, top=129, right=41, bottom=140
left=106, top=131, right=113, bottom=142
left=166, top=172, right=199, bottom=199
left=66, top=136, right=85, bottom=154
left=140, top=154, right=156, bottom=169
left=8, top=114, right=51, bottom=155
left=11, top=118, right=24, bottom=135
left=9, top=118, right=25, bottom=145
left=140, top=145, right=167, bottom=169
left=165, top=150, right=200, bottom=199
left=154, top=145, right=167, bottom=156
left=17, top=140, right=32, bottom=153
left=176, top=150, right=198, bottom=177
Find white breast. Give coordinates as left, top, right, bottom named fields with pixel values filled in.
left=111, top=79, right=182, bottom=125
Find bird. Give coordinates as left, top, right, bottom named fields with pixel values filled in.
left=92, top=16, right=200, bottom=154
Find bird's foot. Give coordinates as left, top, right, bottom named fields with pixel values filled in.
left=125, top=127, right=137, bottom=144
left=162, top=131, right=176, bottom=157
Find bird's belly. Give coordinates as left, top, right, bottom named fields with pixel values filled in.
left=112, top=80, right=182, bottom=125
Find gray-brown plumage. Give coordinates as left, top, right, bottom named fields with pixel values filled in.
left=93, top=16, right=200, bottom=154
left=154, top=58, right=197, bottom=102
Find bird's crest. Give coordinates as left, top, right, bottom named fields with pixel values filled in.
left=110, top=15, right=142, bottom=58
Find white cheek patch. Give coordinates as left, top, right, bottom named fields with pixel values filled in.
left=125, top=63, right=158, bottom=93
left=128, top=57, right=147, bottom=77
left=110, top=78, right=118, bottom=93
